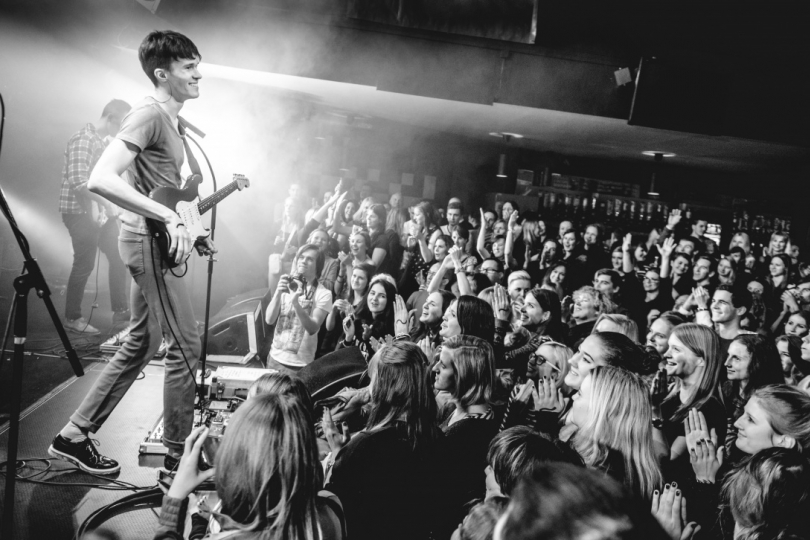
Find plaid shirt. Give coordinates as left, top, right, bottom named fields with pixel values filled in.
left=58, top=123, right=106, bottom=214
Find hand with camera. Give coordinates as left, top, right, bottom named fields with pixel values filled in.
left=276, top=274, right=291, bottom=296
left=166, top=426, right=216, bottom=500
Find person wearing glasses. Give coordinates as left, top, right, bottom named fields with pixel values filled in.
left=480, top=258, right=505, bottom=286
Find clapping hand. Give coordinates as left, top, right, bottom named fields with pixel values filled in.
left=531, top=376, right=566, bottom=413
left=448, top=246, right=464, bottom=270
left=690, top=431, right=724, bottom=484
left=651, top=368, right=669, bottom=406
left=508, top=209, right=519, bottom=230
left=370, top=334, right=395, bottom=353
left=651, top=483, right=701, bottom=540
left=622, top=233, right=632, bottom=253
left=418, top=336, right=437, bottom=363
left=692, top=286, right=710, bottom=310
left=321, top=407, right=351, bottom=454
left=394, top=295, right=409, bottom=336
left=683, top=409, right=712, bottom=454
left=342, top=314, right=356, bottom=342
left=781, top=290, right=800, bottom=314
left=491, top=284, right=512, bottom=321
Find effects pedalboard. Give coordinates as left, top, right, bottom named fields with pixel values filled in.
left=139, top=366, right=276, bottom=455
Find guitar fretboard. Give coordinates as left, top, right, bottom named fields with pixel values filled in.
left=198, top=181, right=240, bottom=215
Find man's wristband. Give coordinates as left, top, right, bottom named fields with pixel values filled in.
left=696, top=307, right=708, bottom=312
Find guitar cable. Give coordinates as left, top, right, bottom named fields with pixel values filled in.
left=149, top=236, right=201, bottom=396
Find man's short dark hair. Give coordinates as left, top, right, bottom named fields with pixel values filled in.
left=695, top=254, right=717, bottom=274
left=447, top=201, right=462, bottom=211
left=482, top=257, right=504, bottom=273
left=716, top=283, right=753, bottom=313
left=595, top=268, right=621, bottom=289
left=101, top=99, right=131, bottom=119
left=677, top=236, right=699, bottom=251
left=139, top=30, right=201, bottom=86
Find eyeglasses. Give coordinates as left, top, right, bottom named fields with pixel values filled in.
left=528, top=352, right=561, bottom=372
left=643, top=277, right=660, bottom=283
left=482, top=268, right=500, bottom=274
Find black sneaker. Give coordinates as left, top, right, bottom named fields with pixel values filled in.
left=48, top=434, right=121, bottom=474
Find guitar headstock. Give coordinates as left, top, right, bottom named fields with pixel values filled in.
left=233, top=174, right=250, bottom=190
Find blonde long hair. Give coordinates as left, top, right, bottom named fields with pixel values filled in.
left=572, top=366, right=663, bottom=499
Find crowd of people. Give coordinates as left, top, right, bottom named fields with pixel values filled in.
left=153, top=179, right=810, bottom=540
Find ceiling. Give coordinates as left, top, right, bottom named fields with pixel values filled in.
left=202, top=61, right=810, bottom=174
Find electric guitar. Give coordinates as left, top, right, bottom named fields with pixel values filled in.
left=147, top=173, right=250, bottom=268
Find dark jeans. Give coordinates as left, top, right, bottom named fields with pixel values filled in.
left=70, top=229, right=201, bottom=452
left=62, top=212, right=128, bottom=320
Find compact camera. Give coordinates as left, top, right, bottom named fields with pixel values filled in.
left=286, top=273, right=307, bottom=292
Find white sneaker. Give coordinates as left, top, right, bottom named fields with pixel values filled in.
left=64, top=317, right=100, bottom=335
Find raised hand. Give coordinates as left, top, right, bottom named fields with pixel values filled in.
left=781, top=290, right=800, bottom=313
left=651, top=483, right=701, bottom=540
left=479, top=208, right=488, bottom=230
left=622, top=233, right=632, bottom=253
left=508, top=209, right=519, bottom=230
left=418, top=336, right=437, bottom=362
left=667, top=209, right=683, bottom=230
left=394, top=295, right=409, bottom=336
left=660, top=236, right=676, bottom=259
left=338, top=251, right=354, bottom=267
left=448, top=245, right=464, bottom=270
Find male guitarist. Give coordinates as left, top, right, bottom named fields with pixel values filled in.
left=49, top=30, right=215, bottom=474
left=59, top=99, right=131, bottom=334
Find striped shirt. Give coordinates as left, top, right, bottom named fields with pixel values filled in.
left=58, top=124, right=106, bottom=214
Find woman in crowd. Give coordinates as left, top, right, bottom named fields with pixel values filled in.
left=540, top=262, right=567, bottom=300
left=721, top=334, right=784, bottom=455
left=592, top=313, right=639, bottom=342
left=566, top=366, right=664, bottom=501
left=332, top=197, right=357, bottom=252
left=307, top=228, right=339, bottom=294
left=401, top=201, right=442, bottom=293
left=776, top=334, right=809, bottom=384
left=717, top=256, right=737, bottom=286
left=326, top=263, right=375, bottom=349
left=433, top=335, right=499, bottom=538
left=565, top=286, right=613, bottom=348
left=504, top=288, right=566, bottom=374
left=340, top=276, right=396, bottom=360
left=323, top=342, right=439, bottom=540
left=505, top=213, right=546, bottom=271
left=500, top=201, right=518, bottom=226
left=154, top=394, right=344, bottom=540
left=411, top=289, right=455, bottom=349
left=659, top=323, right=726, bottom=481
left=771, top=305, right=810, bottom=338
left=670, top=252, right=696, bottom=300
left=339, top=230, right=372, bottom=271
left=646, top=311, right=688, bottom=357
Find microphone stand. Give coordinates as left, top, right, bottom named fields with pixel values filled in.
left=185, top=133, right=216, bottom=406
left=0, top=94, right=84, bottom=540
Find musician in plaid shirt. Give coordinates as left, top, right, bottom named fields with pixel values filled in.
left=59, top=99, right=131, bottom=334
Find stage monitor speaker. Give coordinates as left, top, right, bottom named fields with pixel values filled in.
left=628, top=56, right=730, bottom=136
left=297, top=346, right=368, bottom=401
left=206, top=288, right=269, bottom=364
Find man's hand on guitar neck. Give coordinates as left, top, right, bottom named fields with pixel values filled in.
left=166, top=214, right=194, bottom=265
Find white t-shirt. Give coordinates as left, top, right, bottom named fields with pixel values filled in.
left=270, top=283, right=332, bottom=367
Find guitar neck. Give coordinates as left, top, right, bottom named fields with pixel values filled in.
left=198, top=180, right=239, bottom=215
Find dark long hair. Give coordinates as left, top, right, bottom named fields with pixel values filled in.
left=726, top=334, right=784, bottom=400
left=348, top=263, right=376, bottom=306
left=355, top=278, right=397, bottom=339
left=411, top=290, right=455, bottom=342
left=525, top=287, right=565, bottom=342
left=366, top=342, right=439, bottom=455
left=455, top=296, right=495, bottom=343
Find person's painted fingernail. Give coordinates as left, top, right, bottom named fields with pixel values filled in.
left=676, top=490, right=681, bottom=496
left=654, top=490, right=659, bottom=495
left=671, top=482, right=677, bottom=488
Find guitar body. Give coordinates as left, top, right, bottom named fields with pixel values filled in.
left=146, top=174, right=250, bottom=269
left=147, top=177, right=206, bottom=269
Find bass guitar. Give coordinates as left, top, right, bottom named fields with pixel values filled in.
left=147, top=173, right=250, bottom=268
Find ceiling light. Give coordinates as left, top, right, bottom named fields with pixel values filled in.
left=497, top=154, right=507, bottom=178
left=489, top=132, right=524, bottom=139
left=642, top=151, right=676, bottom=158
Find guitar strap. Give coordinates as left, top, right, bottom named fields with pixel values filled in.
left=180, top=130, right=204, bottom=185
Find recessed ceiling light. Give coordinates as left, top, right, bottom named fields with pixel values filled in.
left=642, top=151, right=676, bottom=158
left=489, top=132, right=524, bottom=139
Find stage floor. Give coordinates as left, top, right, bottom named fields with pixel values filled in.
left=1, top=361, right=170, bottom=540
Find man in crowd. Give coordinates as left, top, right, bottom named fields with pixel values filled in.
left=59, top=99, right=132, bottom=334
left=265, top=244, right=333, bottom=374
left=691, top=216, right=718, bottom=255
left=699, top=283, right=753, bottom=359
left=481, top=258, right=505, bottom=286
